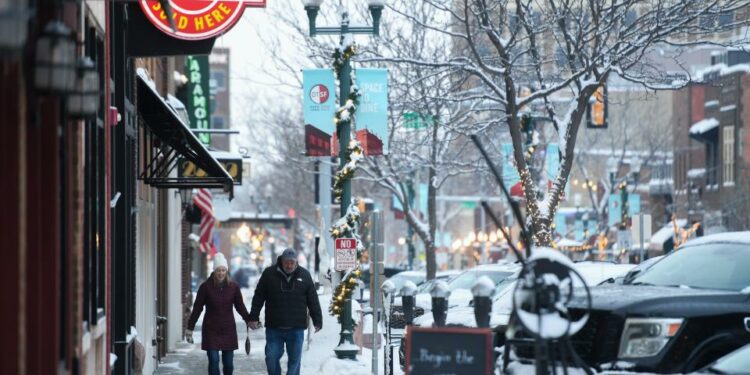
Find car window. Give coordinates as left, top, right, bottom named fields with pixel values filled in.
left=448, top=270, right=514, bottom=290
left=631, top=243, right=750, bottom=291
left=710, top=344, right=750, bottom=373
left=417, top=279, right=436, bottom=293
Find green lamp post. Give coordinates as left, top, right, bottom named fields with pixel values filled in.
left=304, top=0, right=384, bottom=360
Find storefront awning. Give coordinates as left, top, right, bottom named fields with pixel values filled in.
left=136, top=69, right=233, bottom=196
left=689, top=118, right=719, bottom=143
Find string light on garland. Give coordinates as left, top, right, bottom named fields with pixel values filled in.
left=332, top=140, right=364, bottom=202
left=329, top=265, right=363, bottom=321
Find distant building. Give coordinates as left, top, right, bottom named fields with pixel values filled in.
left=210, top=47, right=231, bottom=151
left=672, top=50, right=750, bottom=232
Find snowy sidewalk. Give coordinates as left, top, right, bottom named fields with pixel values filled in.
left=155, top=290, right=398, bottom=374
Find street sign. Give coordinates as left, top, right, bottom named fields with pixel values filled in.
left=406, top=326, right=493, bottom=375
left=617, top=229, right=632, bottom=252
left=334, top=238, right=358, bottom=271
left=139, top=1, right=266, bottom=41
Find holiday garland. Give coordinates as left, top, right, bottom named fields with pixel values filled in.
left=328, top=35, right=366, bottom=321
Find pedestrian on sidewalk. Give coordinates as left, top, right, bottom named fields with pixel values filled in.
left=249, top=248, right=323, bottom=375
left=186, top=253, right=252, bottom=375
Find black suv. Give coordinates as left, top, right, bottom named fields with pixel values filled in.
left=513, top=232, right=750, bottom=373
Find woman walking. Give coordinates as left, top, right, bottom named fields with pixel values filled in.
left=186, top=253, right=252, bottom=375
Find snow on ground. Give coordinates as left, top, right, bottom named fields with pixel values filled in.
left=300, top=293, right=404, bottom=375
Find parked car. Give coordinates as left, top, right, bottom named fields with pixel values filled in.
left=231, top=265, right=260, bottom=288
left=696, top=342, right=750, bottom=374
left=512, top=232, right=750, bottom=373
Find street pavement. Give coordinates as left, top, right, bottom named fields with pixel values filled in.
left=154, top=287, right=286, bottom=374
left=154, top=322, right=275, bottom=374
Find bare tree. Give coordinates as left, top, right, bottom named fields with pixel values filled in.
left=383, top=0, right=750, bottom=246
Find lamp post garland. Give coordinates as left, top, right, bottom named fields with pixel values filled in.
left=304, top=0, right=383, bottom=359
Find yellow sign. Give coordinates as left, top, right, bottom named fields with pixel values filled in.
left=179, top=158, right=242, bottom=184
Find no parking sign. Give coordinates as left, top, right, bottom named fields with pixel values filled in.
left=334, top=238, right=357, bottom=271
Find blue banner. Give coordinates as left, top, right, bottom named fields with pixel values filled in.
left=419, top=183, right=428, bottom=217
left=501, top=143, right=521, bottom=187
left=303, top=69, right=337, bottom=137
left=555, top=213, right=567, bottom=237
left=629, top=195, right=641, bottom=215
left=545, top=143, right=559, bottom=180
left=355, top=69, right=389, bottom=155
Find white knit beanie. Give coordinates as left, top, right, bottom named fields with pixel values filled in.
left=213, top=253, right=228, bottom=270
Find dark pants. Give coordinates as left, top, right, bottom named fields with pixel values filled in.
left=206, top=350, right=234, bottom=375
left=265, top=327, right=304, bottom=375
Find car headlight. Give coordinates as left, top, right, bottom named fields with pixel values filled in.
left=618, top=318, right=683, bottom=358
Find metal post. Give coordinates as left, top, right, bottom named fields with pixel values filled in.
left=639, top=213, right=645, bottom=263
left=371, top=210, right=384, bottom=374
left=334, top=14, right=358, bottom=361
left=406, top=180, right=415, bottom=269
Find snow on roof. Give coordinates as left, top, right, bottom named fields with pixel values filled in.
left=650, top=219, right=687, bottom=245
left=687, top=168, right=706, bottom=178
left=683, top=231, right=750, bottom=246
left=689, top=118, right=719, bottom=135
left=696, top=63, right=750, bottom=80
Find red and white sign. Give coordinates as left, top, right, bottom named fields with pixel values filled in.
left=309, top=84, right=330, bottom=104
left=334, top=238, right=358, bottom=271
left=139, top=0, right=267, bottom=41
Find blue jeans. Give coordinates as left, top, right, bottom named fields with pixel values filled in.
left=206, top=350, right=234, bottom=375
left=265, top=327, right=304, bottom=375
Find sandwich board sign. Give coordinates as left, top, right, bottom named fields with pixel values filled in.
left=406, top=326, right=493, bottom=375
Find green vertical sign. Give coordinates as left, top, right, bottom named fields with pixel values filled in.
left=186, top=55, right=211, bottom=144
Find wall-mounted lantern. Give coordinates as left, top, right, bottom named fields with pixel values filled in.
left=66, top=57, right=99, bottom=118
left=34, top=21, right=76, bottom=94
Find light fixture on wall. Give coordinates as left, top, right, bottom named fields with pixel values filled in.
left=67, top=57, right=100, bottom=118
left=0, top=1, right=30, bottom=54
left=34, top=20, right=76, bottom=94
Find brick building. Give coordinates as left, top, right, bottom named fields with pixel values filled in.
left=672, top=51, right=750, bottom=232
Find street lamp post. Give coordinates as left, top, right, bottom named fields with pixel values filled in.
left=304, top=0, right=384, bottom=360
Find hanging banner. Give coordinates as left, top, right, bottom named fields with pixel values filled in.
left=355, top=68, right=389, bottom=155
left=139, top=1, right=266, bottom=41
left=608, top=193, right=640, bottom=226
left=186, top=55, right=211, bottom=145
left=555, top=213, right=567, bottom=237
left=303, top=69, right=337, bottom=156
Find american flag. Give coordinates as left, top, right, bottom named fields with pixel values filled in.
left=193, top=188, right=216, bottom=255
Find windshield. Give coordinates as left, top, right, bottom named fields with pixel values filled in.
left=448, top=270, right=514, bottom=290
left=710, top=344, right=750, bottom=373
left=629, top=243, right=750, bottom=291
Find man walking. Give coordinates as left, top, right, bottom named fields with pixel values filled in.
left=249, top=248, right=323, bottom=375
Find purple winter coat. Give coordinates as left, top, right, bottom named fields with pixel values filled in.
left=187, top=276, right=251, bottom=350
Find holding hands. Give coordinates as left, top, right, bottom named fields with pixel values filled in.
left=185, top=329, right=194, bottom=344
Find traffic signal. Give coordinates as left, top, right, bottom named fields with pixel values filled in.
left=587, top=84, right=607, bottom=129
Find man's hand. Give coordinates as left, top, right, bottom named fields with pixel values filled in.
left=185, top=330, right=194, bottom=344
left=248, top=321, right=260, bottom=330
left=314, top=326, right=322, bottom=333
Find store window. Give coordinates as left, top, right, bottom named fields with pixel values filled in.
left=723, top=125, right=735, bottom=185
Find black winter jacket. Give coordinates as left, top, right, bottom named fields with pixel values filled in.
left=249, top=257, right=323, bottom=329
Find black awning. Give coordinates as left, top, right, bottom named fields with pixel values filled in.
left=136, top=69, right=233, bottom=196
